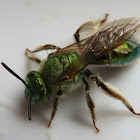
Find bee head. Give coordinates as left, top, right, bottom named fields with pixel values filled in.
left=1, top=62, right=51, bottom=121
left=25, top=71, right=50, bottom=103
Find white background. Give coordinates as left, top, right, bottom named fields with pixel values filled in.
left=0, top=0, right=140, bottom=140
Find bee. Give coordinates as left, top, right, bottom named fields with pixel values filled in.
left=1, top=14, right=140, bottom=133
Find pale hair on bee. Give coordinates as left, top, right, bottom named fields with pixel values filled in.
left=1, top=14, right=140, bottom=133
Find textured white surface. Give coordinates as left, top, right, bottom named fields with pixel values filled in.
left=0, top=0, right=140, bottom=140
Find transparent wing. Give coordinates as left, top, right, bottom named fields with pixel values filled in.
left=50, top=17, right=140, bottom=80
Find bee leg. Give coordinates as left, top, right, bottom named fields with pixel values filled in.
left=74, top=13, right=109, bottom=42
left=25, top=44, right=61, bottom=63
left=83, top=78, right=100, bottom=133
left=48, top=90, right=63, bottom=127
left=100, top=13, right=109, bottom=25
left=85, top=69, right=140, bottom=116
left=25, top=50, right=41, bottom=64
left=25, top=44, right=61, bottom=53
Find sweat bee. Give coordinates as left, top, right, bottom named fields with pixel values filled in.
left=1, top=14, right=140, bottom=133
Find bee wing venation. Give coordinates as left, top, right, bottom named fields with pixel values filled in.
left=100, top=17, right=140, bottom=32
left=65, top=17, right=140, bottom=79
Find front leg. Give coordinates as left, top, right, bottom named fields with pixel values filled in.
left=48, top=90, right=63, bottom=127
left=25, top=44, right=61, bottom=64
left=26, top=44, right=60, bottom=53
left=83, top=78, right=100, bottom=133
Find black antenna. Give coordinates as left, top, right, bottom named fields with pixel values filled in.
left=28, top=95, right=32, bottom=120
left=1, top=62, right=32, bottom=121
left=1, top=62, right=28, bottom=87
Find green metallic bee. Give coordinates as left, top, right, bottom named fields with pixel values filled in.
left=1, top=14, right=140, bottom=133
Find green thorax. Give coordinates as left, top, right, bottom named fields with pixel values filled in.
left=41, top=52, right=84, bottom=90
left=92, top=42, right=140, bottom=66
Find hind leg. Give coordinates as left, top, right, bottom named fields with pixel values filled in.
left=85, top=69, right=140, bottom=116
left=83, top=78, right=100, bottom=133
left=74, top=13, right=109, bottom=42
